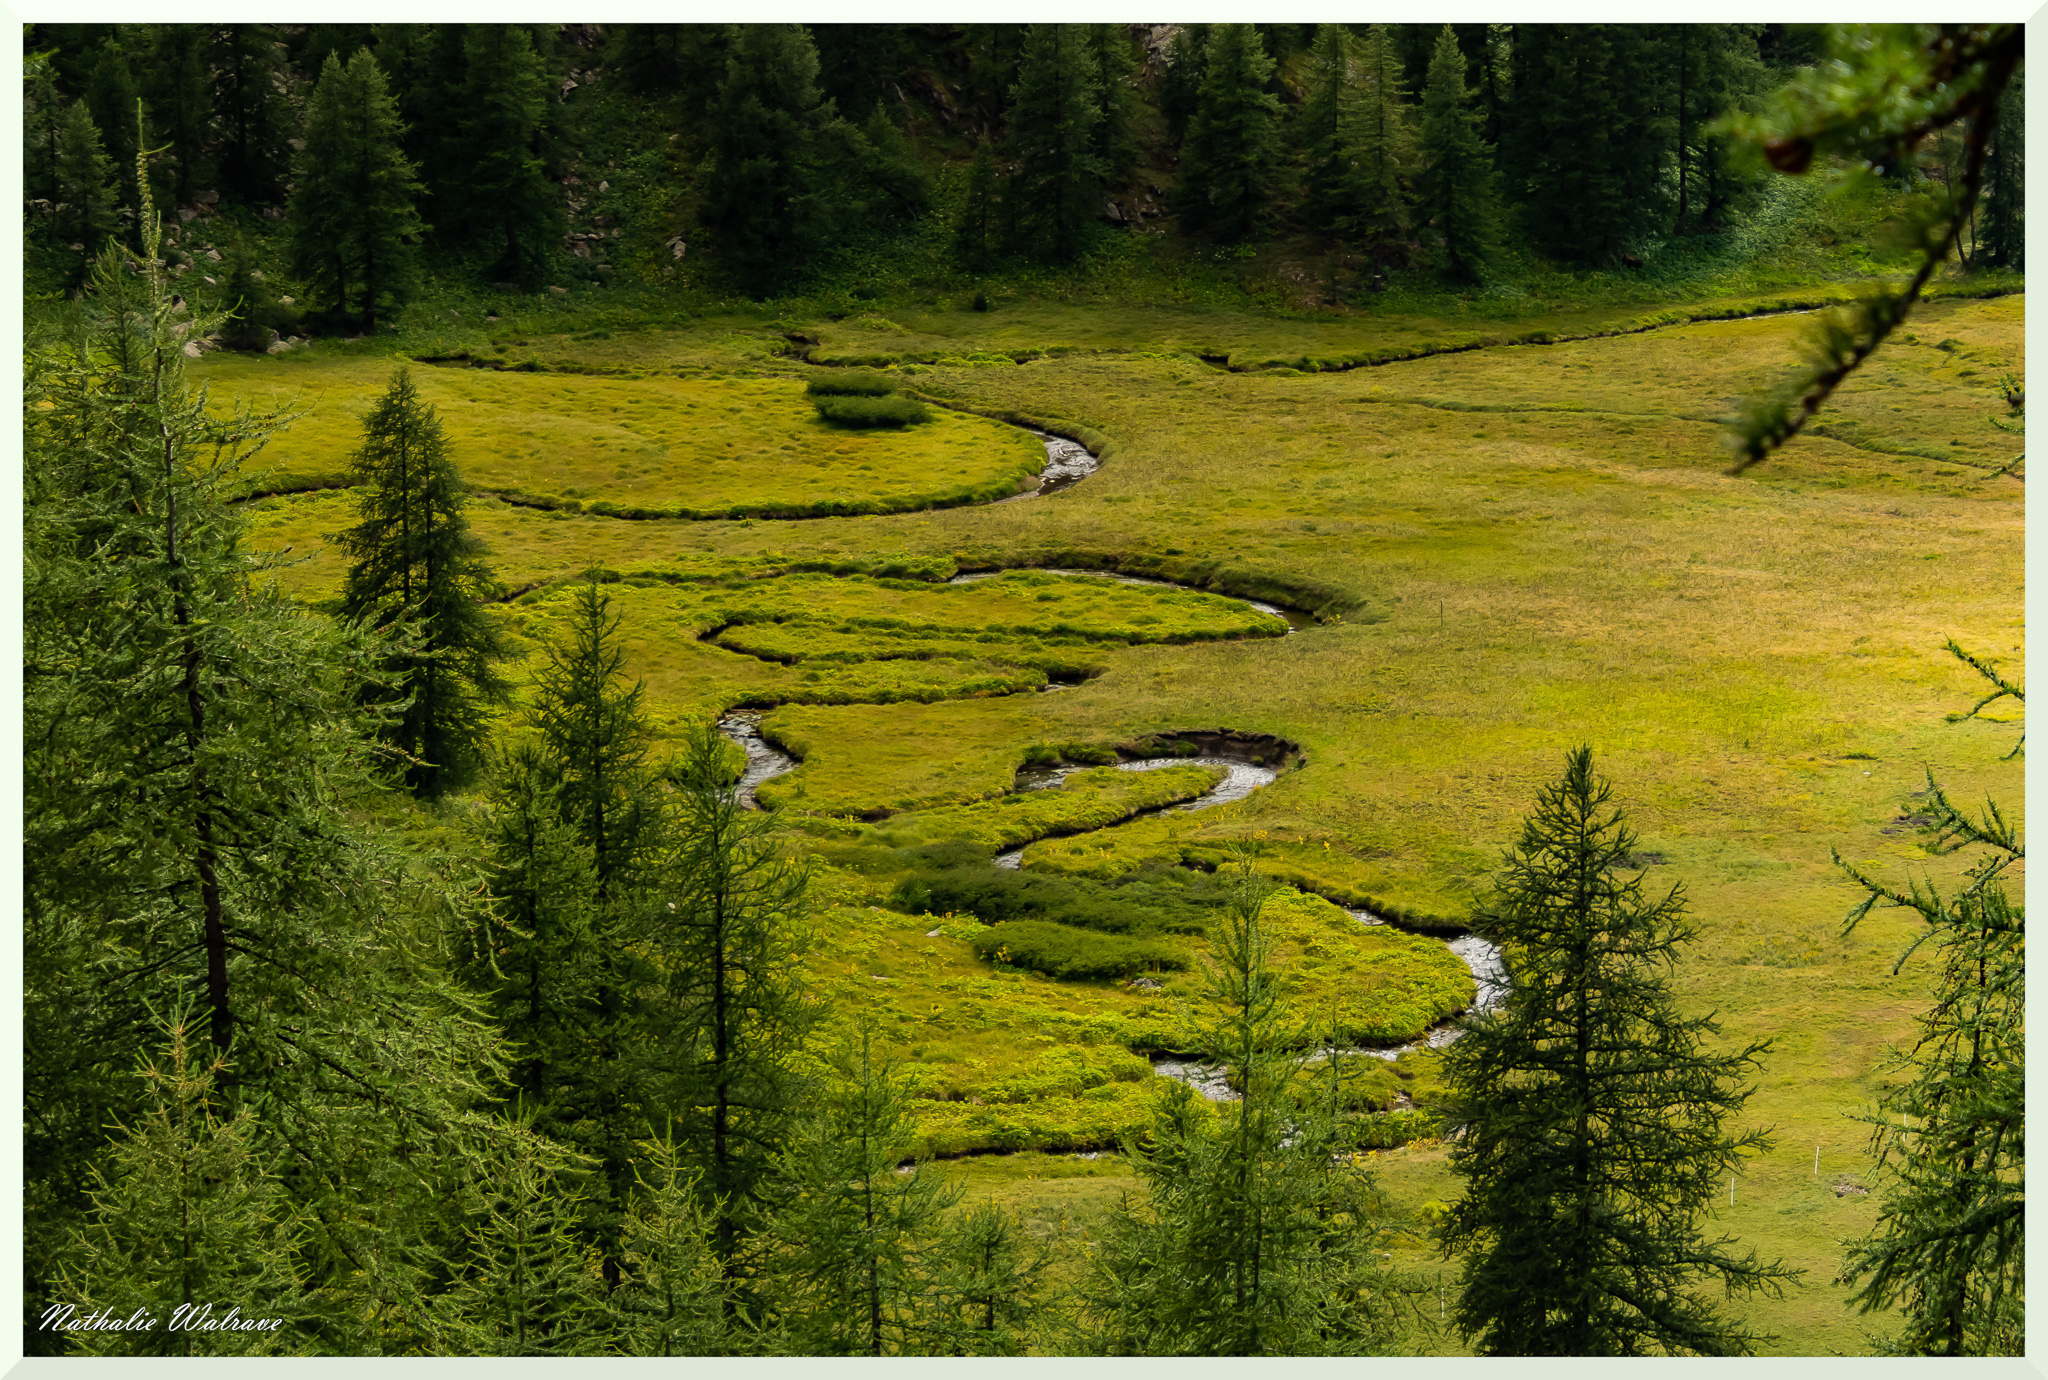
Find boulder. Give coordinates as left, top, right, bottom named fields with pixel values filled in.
left=548, top=285, right=569, bottom=296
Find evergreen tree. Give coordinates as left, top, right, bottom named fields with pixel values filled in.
left=1086, top=24, right=1141, bottom=185
left=609, top=1134, right=728, bottom=1356
left=287, top=50, right=426, bottom=332
left=209, top=24, right=294, bottom=205
left=1298, top=25, right=1367, bottom=241
left=810, top=24, right=913, bottom=118
left=335, top=367, right=510, bottom=796
left=529, top=576, right=667, bottom=897
left=1158, top=25, right=1208, bottom=145
left=1437, top=747, right=1800, bottom=1355
left=1416, top=24, right=1498, bottom=283
left=656, top=726, right=817, bottom=1304
left=59, top=1004, right=307, bottom=1356
left=1978, top=68, right=2023, bottom=269
left=702, top=23, right=835, bottom=297
left=448, top=25, right=561, bottom=289
left=1834, top=645, right=2023, bottom=1356
left=427, top=1124, right=609, bottom=1356
left=951, top=140, right=1003, bottom=272
left=1354, top=24, right=1416, bottom=277
left=24, top=187, right=507, bottom=1356
left=767, top=1021, right=958, bottom=1356
left=1005, top=24, right=1103, bottom=262
left=23, top=49, right=67, bottom=221
left=82, top=39, right=143, bottom=217
left=842, top=100, right=931, bottom=227
left=931, top=1203, right=1055, bottom=1356
left=52, top=102, right=120, bottom=283
left=139, top=24, right=213, bottom=207
left=464, top=745, right=603, bottom=1126
left=1079, top=866, right=1405, bottom=1355
left=1176, top=23, right=1283, bottom=243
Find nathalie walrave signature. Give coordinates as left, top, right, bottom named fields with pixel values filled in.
left=41, top=1302, right=285, bottom=1335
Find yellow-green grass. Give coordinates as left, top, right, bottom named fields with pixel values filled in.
left=797, top=884, right=1468, bottom=1158
left=241, top=289, right=2020, bottom=1353
left=196, top=352, right=1046, bottom=518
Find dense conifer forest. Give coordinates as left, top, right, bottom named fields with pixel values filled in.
left=21, top=22, right=2022, bottom=1357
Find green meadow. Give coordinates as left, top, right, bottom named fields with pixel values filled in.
left=210, top=286, right=2021, bottom=1354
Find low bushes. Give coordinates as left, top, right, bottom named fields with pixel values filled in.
left=970, top=919, right=1190, bottom=981
left=807, top=369, right=930, bottom=427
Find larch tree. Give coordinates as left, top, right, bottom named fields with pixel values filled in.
left=1436, top=748, right=1799, bottom=1355
left=287, top=49, right=425, bottom=332
left=655, top=727, right=817, bottom=1310
left=24, top=175, right=508, bottom=1356
left=335, top=366, right=510, bottom=797
left=1079, top=865, right=1407, bottom=1355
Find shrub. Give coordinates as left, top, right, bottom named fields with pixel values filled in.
left=804, top=370, right=897, bottom=397
left=971, top=920, right=1190, bottom=981
left=812, top=394, right=930, bottom=428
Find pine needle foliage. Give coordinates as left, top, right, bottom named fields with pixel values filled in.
left=1437, top=748, right=1799, bottom=1356
left=766, top=1020, right=958, bottom=1356
left=336, top=366, right=510, bottom=797
left=1833, top=644, right=2023, bottom=1356
left=1416, top=25, right=1498, bottom=284
left=1078, top=860, right=1408, bottom=1355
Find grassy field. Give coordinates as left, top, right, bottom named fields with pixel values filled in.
left=229, top=282, right=2021, bottom=1355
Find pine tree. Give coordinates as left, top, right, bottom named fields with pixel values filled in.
left=335, top=366, right=510, bottom=796
left=139, top=24, right=213, bottom=208
left=1415, top=24, right=1498, bottom=283
left=1086, top=24, right=1141, bottom=185
left=1437, top=747, right=1800, bottom=1355
left=208, top=24, right=294, bottom=205
left=1353, top=24, right=1415, bottom=278
left=1004, top=24, right=1104, bottom=263
left=427, top=1124, right=609, bottom=1356
left=1298, top=25, right=1366, bottom=241
left=287, top=50, right=426, bottom=332
left=930, top=1203, right=1054, bottom=1356
left=767, top=1020, right=958, bottom=1356
left=1079, top=865, right=1406, bottom=1355
left=528, top=575, right=667, bottom=898
left=702, top=24, right=835, bottom=297
left=1834, top=645, right=2023, bottom=1356
left=844, top=100, right=931, bottom=227
left=59, top=1004, right=307, bottom=1356
left=24, top=184, right=508, bottom=1356
left=448, top=25, right=560, bottom=289
left=1176, top=23, right=1283, bottom=243
left=23, top=49, right=67, bottom=223
left=82, top=39, right=144, bottom=217
left=1978, top=68, right=2023, bottom=269
left=609, top=1134, right=729, bottom=1356
left=52, top=101, right=120, bottom=283
left=952, top=140, right=1002, bottom=273
left=1158, top=25, right=1208, bottom=145
left=655, top=726, right=817, bottom=1304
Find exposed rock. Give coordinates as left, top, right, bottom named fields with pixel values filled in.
left=1125, top=977, right=1164, bottom=992
left=1132, top=23, right=1179, bottom=64
left=178, top=207, right=198, bottom=223
left=572, top=242, right=591, bottom=258
left=204, top=248, right=222, bottom=262
left=248, top=269, right=264, bottom=281
left=926, top=928, right=943, bottom=938
left=667, top=236, right=687, bottom=260
left=492, top=281, right=521, bottom=292
left=279, top=295, right=293, bottom=305
left=547, top=285, right=569, bottom=296
left=194, top=189, right=219, bottom=206
left=1104, top=199, right=1126, bottom=225
left=597, top=179, right=608, bottom=193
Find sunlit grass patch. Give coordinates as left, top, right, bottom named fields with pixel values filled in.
left=197, top=351, right=1045, bottom=518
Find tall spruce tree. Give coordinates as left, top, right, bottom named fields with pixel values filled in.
left=51, top=102, right=121, bottom=283
left=952, top=140, right=1002, bottom=272
left=139, top=24, right=212, bottom=207
left=702, top=23, right=835, bottom=297
left=335, top=367, right=509, bottom=796
left=81, top=40, right=144, bottom=218
left=209, top=24, right=294, bottom=205
left=287, top=50, right=425, bottom=331
left=1978, top=67, right=2023, bottom=269
left=1416, top=24, right=1498, bottom=283
left=1079, top=866, right=1406, bottom=1355
left=1298, top=25, right=1367, bottom=242
left=656, top=726, right=816, bottom=1308
left=1354, top=24, right=1416, bottom=278
left=1086, top=24, right=1141, bottom=185
left=766, top=1020, right=958, bottom=1356
left=1158, top=24, right=1208, bottom=144
left=448, top=25, right=560, bottom=289
left=1437, top=748, right=1799, bottom=1355
left=1005, top=24, right=1104, bottom=262
left=1176, top=23, right=1283, bottom=243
